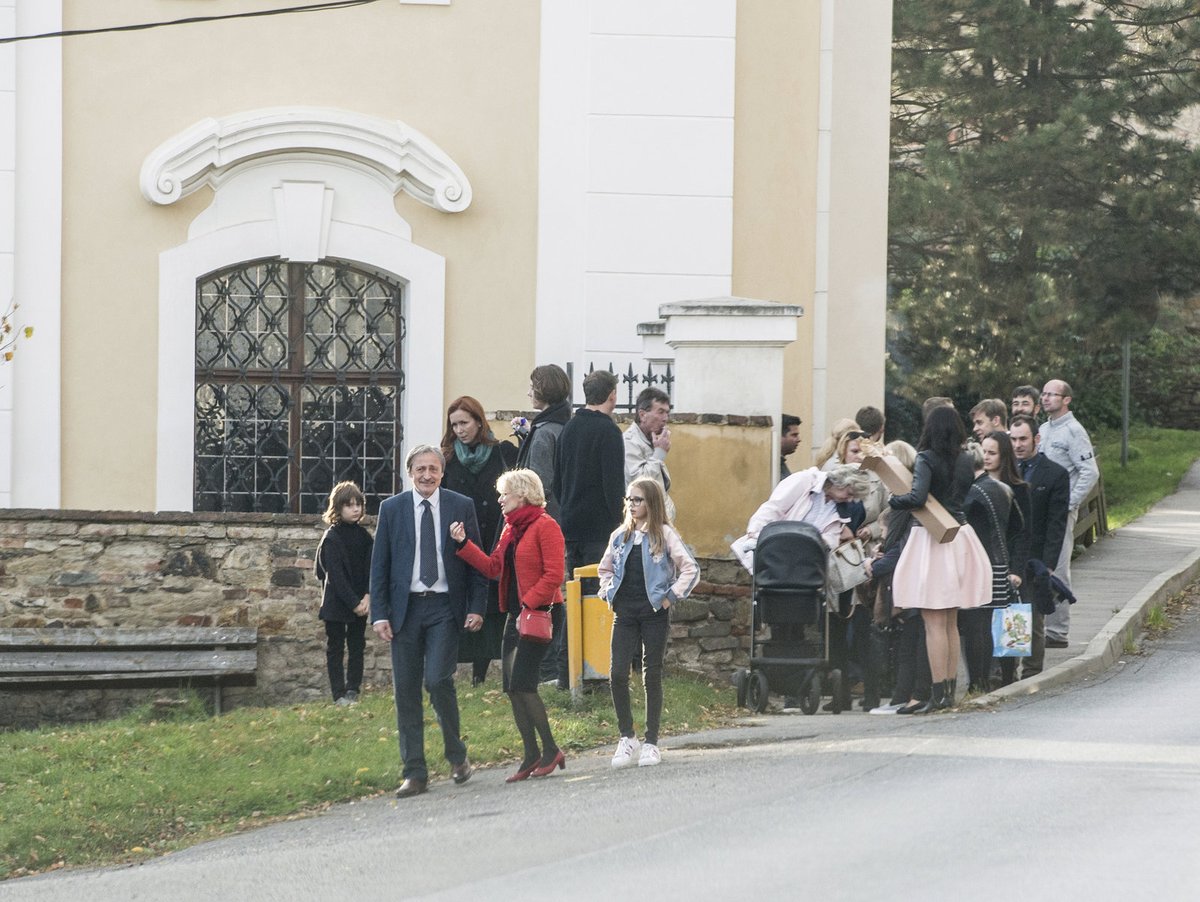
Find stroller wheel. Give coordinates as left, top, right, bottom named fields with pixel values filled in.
left=747, top=671, right=770, bottom=713
left=733, top=669, right=749, bottom=708
left=828, top=669, right=844, bottom=715
left=799, top=675, right=821, bottom=715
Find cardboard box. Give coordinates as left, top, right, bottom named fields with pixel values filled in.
left=862, top=453, right=960, bottom=544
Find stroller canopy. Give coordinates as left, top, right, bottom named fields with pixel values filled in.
left=753, top=520, right=828, bottom=591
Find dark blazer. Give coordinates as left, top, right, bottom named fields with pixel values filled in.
left=1021, top=454, right=1070, bottom=565
left=369, top=488, right=488, bottom=631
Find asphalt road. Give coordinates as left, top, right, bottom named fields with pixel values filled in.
left=8, top=602, right=1200, bottom=902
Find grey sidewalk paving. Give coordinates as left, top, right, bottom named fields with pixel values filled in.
left=978, top=456, right=1200, bottom=705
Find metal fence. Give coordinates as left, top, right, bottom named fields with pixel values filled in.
left=570, top=360, right=674, bottom=413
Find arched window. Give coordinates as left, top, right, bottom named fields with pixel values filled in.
left=194, top=258, right=405, bottom=514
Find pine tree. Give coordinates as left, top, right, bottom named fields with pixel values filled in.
left=889, top=0, right=1200, bottom=413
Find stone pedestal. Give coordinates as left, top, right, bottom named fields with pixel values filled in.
left=658, top=296, right=801, bottom=418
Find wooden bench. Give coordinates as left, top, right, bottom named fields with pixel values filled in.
left=1074, top=476, right=1109, bottom=549
left=0, top=627, right=258, bottom=715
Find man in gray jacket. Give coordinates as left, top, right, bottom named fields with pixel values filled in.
left=1037, top=379, right=1099, bottom=647
left=624, top=387, right=676, bottom=522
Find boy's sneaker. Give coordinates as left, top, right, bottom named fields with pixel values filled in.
left=344, top=690, right=359, bottom=704
left=334, top=696, right=352, bottom=707
left=611, top=736, right=640, bottom=768
left=637, top=743, right=661, bottom=767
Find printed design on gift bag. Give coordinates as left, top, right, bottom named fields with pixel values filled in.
left=992, top=602, right=1033, bottom=657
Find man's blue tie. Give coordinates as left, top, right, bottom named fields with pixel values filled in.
left=420, top=499, right=438, bottom=588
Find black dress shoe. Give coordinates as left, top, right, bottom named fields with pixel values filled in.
left=451, top=759, right=472, bottom=785
left=1046, top=638, right=1068, bottom=649
left=395, top=778, right=428, bottom=798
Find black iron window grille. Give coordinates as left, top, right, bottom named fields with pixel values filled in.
left=194, top=259, right=405, bottom=514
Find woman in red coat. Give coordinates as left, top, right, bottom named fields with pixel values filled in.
left=450, top=469, right=566, bottom=782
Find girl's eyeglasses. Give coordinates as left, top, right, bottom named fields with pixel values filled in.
left=624, top=496, right=645, bottom=504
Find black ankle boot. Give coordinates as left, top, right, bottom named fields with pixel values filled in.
left=931, top=680, right=948, bottom=710
left=945, top=678, right=957, bottom=707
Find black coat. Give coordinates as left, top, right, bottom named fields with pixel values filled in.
left=1019, top=453, right=1071, bottom=565
left=315, top=521, right=373, bottom=622
left=441, top=441, right=518, bottom=552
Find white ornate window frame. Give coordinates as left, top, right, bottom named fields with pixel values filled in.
left=142, top=107, right=471, bottom=511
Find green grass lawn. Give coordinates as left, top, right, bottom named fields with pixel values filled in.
left=0, top=673, right=735, bottom=879
left=1094, top=426, right=1199, bottom=529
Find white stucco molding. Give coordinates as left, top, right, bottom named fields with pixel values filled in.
left=139, top=107, right=473, bottom=213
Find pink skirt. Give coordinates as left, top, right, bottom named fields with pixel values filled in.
left=893, top=522, right=991, bottom=611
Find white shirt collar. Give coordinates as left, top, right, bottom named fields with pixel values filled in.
left=412, top=488, right=441, bottom=512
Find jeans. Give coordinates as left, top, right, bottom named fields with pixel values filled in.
left=324, top=618, right=366, bottom=700
left=610, top=603, right=669, bottom=745
left=389, top=595, right=466, bottom=781
left=1046, top=507, right=1078, bottom=642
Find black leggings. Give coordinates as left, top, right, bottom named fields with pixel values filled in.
left=610, top=604, right=670, bottom=746
left=501, top=611, right=559, bottom=767
left=324, top=618, right=366, bottom=700
left=960, top=607, right=994, bottom=693
left=891, top=613, right=931, bottom=704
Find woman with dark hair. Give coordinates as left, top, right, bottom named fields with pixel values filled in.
left=440, top=396, right=518, bottom=685
left=888, top=406, right=991, bottom=711
left=512, top=364, right=572, bottom=521
left=451, top=469, right=567, bottom=782
left=980, top=429, right=1031, bottom=687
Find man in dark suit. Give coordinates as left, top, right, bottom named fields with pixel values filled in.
left=370, top=443, right=487, bottom=798
left=1009, top=414, right=1070, bottom=679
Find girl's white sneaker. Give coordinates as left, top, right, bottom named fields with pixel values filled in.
left=611, top=736, right=640, bottom=768
left=637, top=743, right=661, bottom=766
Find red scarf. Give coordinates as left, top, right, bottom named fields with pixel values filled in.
left=496, top=503, right=545, bottom=612
left=502, top=502, right=544, bottom=547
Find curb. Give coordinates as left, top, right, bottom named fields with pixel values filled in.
left=970, top=542, right=1200, bottom=706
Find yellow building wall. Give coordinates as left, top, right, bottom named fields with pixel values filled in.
left=486, top=418, right=772, bottom=560
left=731, top=0, right=821, bottom=456
left=59, top=0, right=541, bottom=509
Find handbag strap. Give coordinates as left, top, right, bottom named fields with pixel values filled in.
left=970, top=482, right=1022, bottom=608
left=968, top=482, right=1010, bottom=570
left=833, top=539, right=866, bottom=565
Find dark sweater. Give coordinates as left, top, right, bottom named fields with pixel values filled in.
left=516, top=400, right=572, bottom=519
left=554, top=407, right=626, bottom=543
left=315, top=521, right=373, bottom=622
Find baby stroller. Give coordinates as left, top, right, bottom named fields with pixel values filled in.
left=732, top=520, right=844, bottom=715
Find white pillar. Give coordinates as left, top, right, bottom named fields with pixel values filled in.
left=660, top=297, right=801, bottom=482
left=11, top=0, right=63, bottom=508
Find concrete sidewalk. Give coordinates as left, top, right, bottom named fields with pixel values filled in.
left=977, top=457, right=1200, bottom=705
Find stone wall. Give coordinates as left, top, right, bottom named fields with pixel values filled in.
left=0, top=509, right=383, bottom=728
left=663, top=557, right=752, bottom=676
left=0, top=509, right=752, bottom=728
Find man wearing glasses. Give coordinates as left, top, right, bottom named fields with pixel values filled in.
left=1037, top=379, right=1099, bottom=648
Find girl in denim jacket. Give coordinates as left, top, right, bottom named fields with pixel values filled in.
left=598, top=478, right=699, bottom=768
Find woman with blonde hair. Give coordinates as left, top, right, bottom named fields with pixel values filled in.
left=451, top=469, right=567, bottom=781
left=598, top=478, right=699, bottom=768
left=816, top=418, right=862, bottom=470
